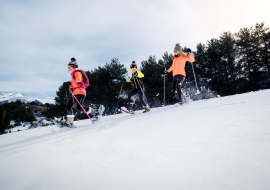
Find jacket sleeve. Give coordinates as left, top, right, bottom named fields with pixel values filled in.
left=167, top=62, right=174, bottom=73
left=137, top=70, right=144, bottom=78
left=126, top=78, right=131, bottom=82
left=187, top=53, right=195, bottom=62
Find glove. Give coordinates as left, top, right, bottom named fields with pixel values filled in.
left=187, top=48, right=192, bottom=55
left=63, top=81, right=71, bottom=89
left=164, top=70, right=168, bottom=75
left=122, top=78, right=126, bottom=82
left=133, top=72, right=138, bottom=77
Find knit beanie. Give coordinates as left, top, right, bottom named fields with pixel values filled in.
left=174, top=43, right=182, bottom=52
left=68, top=57, right=78, bottom=68
left=130, top=61, right=137, bottom=68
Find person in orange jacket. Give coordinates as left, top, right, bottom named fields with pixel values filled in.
left=165, top=43, right=195, bottom=104
left=63, top=58, right=104, bottom=125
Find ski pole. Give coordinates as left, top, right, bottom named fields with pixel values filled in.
left=135, top=77, right=150, bottom=109
left=189, top=53, right=200, bottom=94
left=68, top=89, right=94, bottom=124
left=115, top=82, right=123, bottom=113
left=164, top=68, right=166, bottom=107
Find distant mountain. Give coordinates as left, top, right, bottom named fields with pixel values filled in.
left=0, top=93, right=43, bottom=105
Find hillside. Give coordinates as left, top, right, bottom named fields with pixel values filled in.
left=0, top=90, right=270, bottom=190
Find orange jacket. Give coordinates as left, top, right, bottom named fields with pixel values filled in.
left=167, top=53, right=195, bottom=76
left=69, top=70, right=86, bottom=96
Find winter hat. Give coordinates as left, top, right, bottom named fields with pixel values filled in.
left=68, top=57, right=78, bottom=68
left=174, top=43, right=182, bottom=52
left=130, top=61, right=137, bottom=68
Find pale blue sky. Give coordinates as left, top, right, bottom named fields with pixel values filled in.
left=0, top=0, right=270, bottom=102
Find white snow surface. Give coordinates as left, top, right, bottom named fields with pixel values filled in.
left=0, top=90, right=270, bottom=190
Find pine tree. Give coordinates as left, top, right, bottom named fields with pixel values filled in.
left=3, top=112, right=11, bottom=130
left=235, top=26, right=259, bottom=92
left=253, top=22, right=270, bottom=88
left=85, top=58, right=128, bottom=114
left=15, top=117, right=22, bottom=126
left=218, top=31, right=238, bottom=95
left=0, top=106, right=6, bottom=134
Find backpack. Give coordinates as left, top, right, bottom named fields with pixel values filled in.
left=73, top=69, right=90, bottom=89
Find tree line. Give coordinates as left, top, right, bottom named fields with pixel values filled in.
left=0, top=100, right=37, bottom=134
left=44, top=22, right=269, bottom=119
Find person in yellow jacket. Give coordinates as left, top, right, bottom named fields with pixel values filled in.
left=165, top=43, right=195, bottom=104
left=122, top=61, right=150, bottom=113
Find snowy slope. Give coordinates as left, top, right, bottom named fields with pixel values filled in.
left=0, top=90, right=270, bottom=190
left=0, top=93, right=44, bottom=105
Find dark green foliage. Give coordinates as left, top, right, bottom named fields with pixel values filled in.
left=15, top=117, right=22, bottom=126
left=44, top=22, right=270, bottom=119
left=140, top=54, right=174, bottom=107
left=4, top=112, right=12, bottom=129
left=85, top=58, right=128, bottom=113
left=2, top=101, right=36, bottom=123
left=193, top=22, right=270, bottom=96
left=0, top=106, right=12, bottom=134
left=0, top=106, right=6, bottom=133
left=42, top=85, right=67, bottom=118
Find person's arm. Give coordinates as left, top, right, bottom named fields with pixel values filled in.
left=187, top=53, right=195, bottom=62
left=167, top=62, right=174, bottom=73
left=136, top=70, right=144, bottom=78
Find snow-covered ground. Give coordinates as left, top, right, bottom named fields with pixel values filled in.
left=0, top=90, right=270, bottom=190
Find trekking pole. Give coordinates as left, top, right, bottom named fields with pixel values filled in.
left=189, top=53, right=200, bottom=94
left=68, top=89, right=94, bottom=124
left=135, top=77, right=150, bottom=109
left=115, top=82, right=123, bottom=113
left=164, top=68, right=166, bottom=107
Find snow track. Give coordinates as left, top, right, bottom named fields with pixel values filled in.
left=0, top=90, right=270, bottom=190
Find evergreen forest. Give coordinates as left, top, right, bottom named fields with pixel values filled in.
left=43, top=22, right=270, bottom=119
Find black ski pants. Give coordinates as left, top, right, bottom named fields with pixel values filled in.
left=173, top=75, right=185, bottom=101
left=67, top=94, right=89, bottom=112
left=128, top=88, right=147, bottom=107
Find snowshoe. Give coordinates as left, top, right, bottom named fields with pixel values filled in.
left=127, top=102, right=134, bottom=112
left=93, top=105, right=105, bottom=121
left=181, top=93, right=186, bottom=103
left=121, top=107, right=135, bottom=115
left=143, top=106, right=150, bottom=113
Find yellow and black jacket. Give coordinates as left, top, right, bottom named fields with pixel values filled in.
left=126, top=70, right=145, bottom=90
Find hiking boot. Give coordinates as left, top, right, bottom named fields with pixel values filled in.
left=127, top=102, right=134, bottom=112
left=143, top=106, right=150, bottom=113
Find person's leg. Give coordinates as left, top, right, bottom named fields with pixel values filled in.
left=127, top=89, right=138, bottom=110
left=66, top=95, right=76, bottom=125
left=138, top=88, right=147, bottom=107
left=75, top=95, right=87, bottom=112
left=176, top=75, right=185, bottom=102
left=128, top=89, right=138, bottom=102
left=172, top=76, right=177, bottom=97
left=67, top=96, right=75, bottom=115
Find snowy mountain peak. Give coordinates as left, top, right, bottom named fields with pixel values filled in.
left=0, top=93, right=43, bottom=105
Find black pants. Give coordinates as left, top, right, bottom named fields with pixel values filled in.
left=128, top=88, right=147, bottom=107
left=173, top=75, right=185, bottom=101
left=67, top=94, right=89, bottom=112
